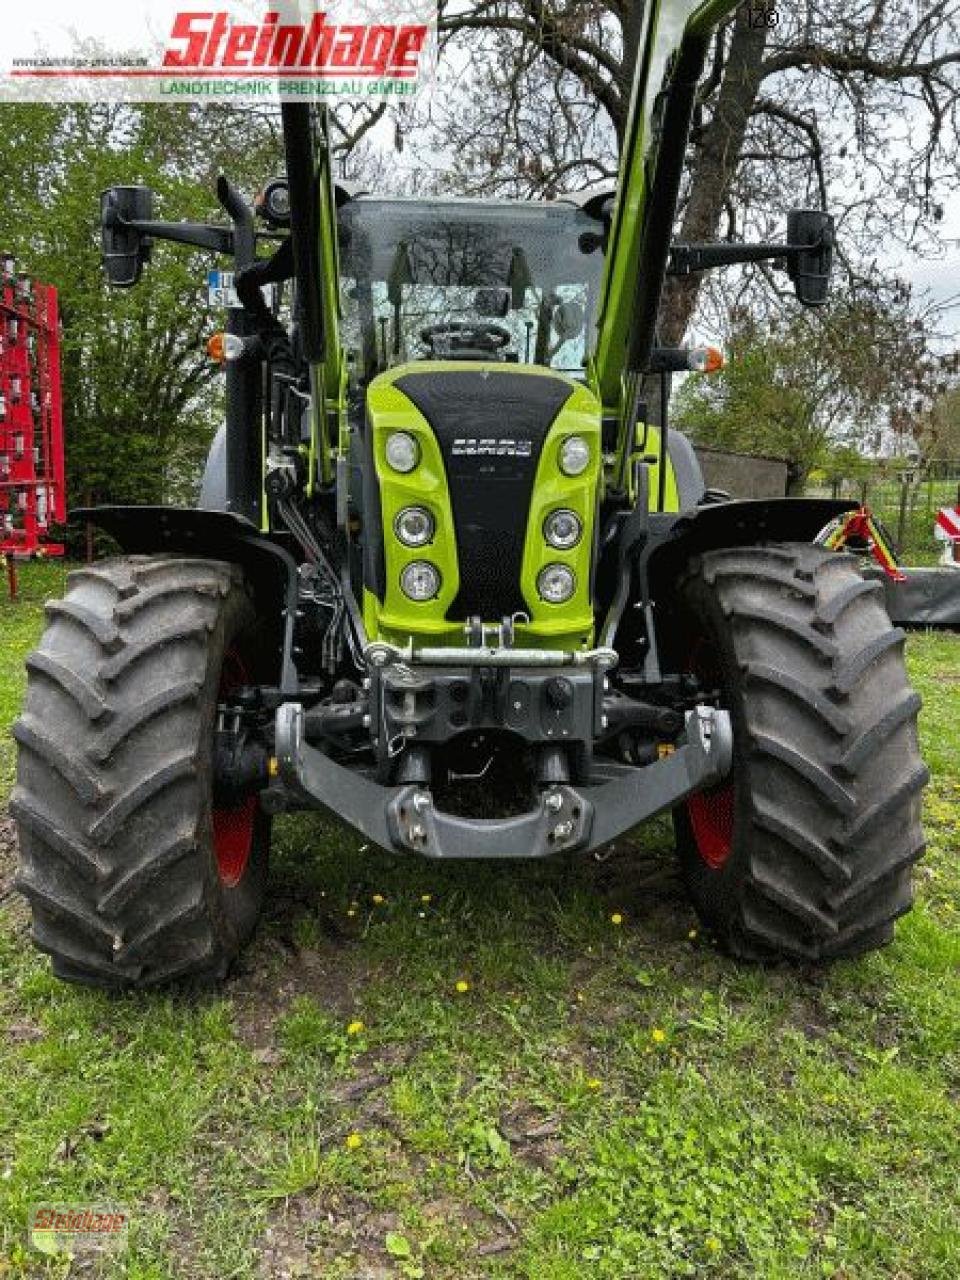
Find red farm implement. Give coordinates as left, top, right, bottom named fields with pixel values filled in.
left=0, top=253, right=66, bottom=598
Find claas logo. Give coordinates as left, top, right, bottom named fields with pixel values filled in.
left=163, top=9, right=429, bottom=78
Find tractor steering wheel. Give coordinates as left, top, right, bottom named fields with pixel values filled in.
left=420, top=320, right=512, bottom=357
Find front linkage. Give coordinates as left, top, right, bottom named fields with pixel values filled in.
left=272, top=646, right=732, bottom=861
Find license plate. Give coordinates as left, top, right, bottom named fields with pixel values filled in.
left=207, top=270, right=241, bottom=309
left=207, top=270, right=277, bottom=310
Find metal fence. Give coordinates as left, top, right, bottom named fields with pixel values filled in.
left=806, top=460, right=960, bottom=564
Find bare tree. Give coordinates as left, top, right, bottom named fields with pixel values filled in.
left=427, top=0, right=960, bottom=341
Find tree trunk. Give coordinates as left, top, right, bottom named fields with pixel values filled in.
left=659, top=6, right=769, bottom=345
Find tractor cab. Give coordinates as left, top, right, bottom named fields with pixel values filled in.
left=337, top=196, right=607, bottom=382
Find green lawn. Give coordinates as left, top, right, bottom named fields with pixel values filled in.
left=1, top=561, right=958, bottom=1278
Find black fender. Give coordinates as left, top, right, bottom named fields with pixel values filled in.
left=71, top=505, right=300, bottom=695
left=643, top=497, right=857, bottom=593
left=606, top=497, right=859, bottom=674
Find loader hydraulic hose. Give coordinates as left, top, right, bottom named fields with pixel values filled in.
left=214, top=176, right=262, bottom=525
left=281, top=105, right=325, bottom=363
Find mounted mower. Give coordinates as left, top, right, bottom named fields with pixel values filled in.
left=13, top=0, right=927, bottom=986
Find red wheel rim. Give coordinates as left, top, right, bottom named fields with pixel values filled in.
left=212, top=648, right=257, bottom=888
left=213, top=796, right=257, bottom=888
left=687, top=782, right=735, bottom=869
left=685, top=637, right=735, bottom=870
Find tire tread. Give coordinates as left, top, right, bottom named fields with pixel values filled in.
left=679, top=542, right=926, bottom=962
left=13, top=555, right=263, bottom=988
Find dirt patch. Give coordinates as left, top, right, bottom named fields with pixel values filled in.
left=0, top=813, right=28, bottom=937
left=4, top=1018, right=44, bottom=1045
left=257, top=1185, right=504, bottom=1279
left=229, top=935, right=371, bottom=1053
left=500, top=1100, right=565, bottom=1172
left=0, top=814, right=18, bottom=899
left=258, top=1191, right=401, bottom=1280
left=583, top=839, right=695, bottom=933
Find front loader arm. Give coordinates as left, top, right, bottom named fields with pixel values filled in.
left=281, top=104, right=346, bottom=489
left=588, top=1, right=738, bottom=452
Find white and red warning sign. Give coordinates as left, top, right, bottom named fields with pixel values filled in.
left=0, top=1, right=436, bottom=103
left=935, top=507, right=960, bottom=542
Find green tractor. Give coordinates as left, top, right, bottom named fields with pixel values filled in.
left=13, top=0, right=927, bottom=987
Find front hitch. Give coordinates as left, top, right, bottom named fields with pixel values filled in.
left=272, top=700, right=733, bottom=859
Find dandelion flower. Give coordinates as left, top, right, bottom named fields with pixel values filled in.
left=651, top=1028, right=667, bottom=1044
left=346, top=1020, right=364, bottom=1036
left=345, top=1132, right=362, bottom=1151
left=372, top=894, right=385, bottom=906
left=610, top=913, right=624, bottom=926
left=421, top=893, right=432, bottom=904
left=706, top=1236, right=720, bottom=1253
left=455, top=979, right=470, bottom=994
left=586, top=1077, right=602, bottom=1091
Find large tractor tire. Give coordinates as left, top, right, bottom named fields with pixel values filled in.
left=673, top=542, right=927, bottom=961
left=11, top=556, right=270, bottom=988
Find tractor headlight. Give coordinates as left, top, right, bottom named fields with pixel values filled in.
left=559, top=435, right=590, bottom=476
left=394, top=506, right=435, bottom=547
left=385, top=432, right=420, bottom=473
left=401, top=561, right=441, bottom=601
left=543, top=508, right=582, bottom=550
left=537, top=564, right=576, bottom=604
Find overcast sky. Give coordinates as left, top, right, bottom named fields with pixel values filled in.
left=897, top=207, right=960, bottom=345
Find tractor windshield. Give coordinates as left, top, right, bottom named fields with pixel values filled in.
left=338, top=197, right=605, bottom=384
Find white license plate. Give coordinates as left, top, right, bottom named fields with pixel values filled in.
left=207, top=270, right=241, bottom=309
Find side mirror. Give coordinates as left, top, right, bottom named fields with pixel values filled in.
left=787, top=209, right=834, bottom=307
left=100, top=185, right=155, bottom=287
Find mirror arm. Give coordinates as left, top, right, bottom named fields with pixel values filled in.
left=667, top=239, right=825, bottom=275
left=216, top=175, right=256, bottom=269
left=118, top=218, right=235, bottom=256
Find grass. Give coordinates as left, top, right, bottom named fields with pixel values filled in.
left=0, top=560, right=958, bottom=1277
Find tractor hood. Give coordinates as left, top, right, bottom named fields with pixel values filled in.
left=361, top=362, right=602, bottom=650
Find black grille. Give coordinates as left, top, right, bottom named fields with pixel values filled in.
left=395, top=370, right=574, bottom=620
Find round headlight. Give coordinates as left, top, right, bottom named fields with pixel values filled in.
left=394, top=506, right=435, bottom=547
left=385, top=432, right=420, bottom=473
left=543, top=508, right=582, bottom=550
left=401, top=561, right=441, bottom=601
left=537, top=564, right=576, bottom=604
left=559, top=435, right=590, bottom=476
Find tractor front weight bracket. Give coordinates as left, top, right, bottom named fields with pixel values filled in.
left=272, top=698, right=733, bottom=860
